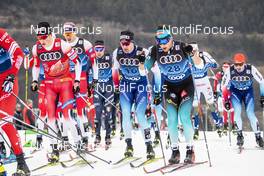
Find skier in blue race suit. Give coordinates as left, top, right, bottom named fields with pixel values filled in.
left=222, top=53, right=264, bottom=148
left=112, top=31, right=155, bottom=159
left=145, top=25, right=195, bottom=164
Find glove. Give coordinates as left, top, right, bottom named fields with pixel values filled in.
left=2, top=75, right=15, bottom=93
left=145, top=105, right=152, bottom=118
left=224, top=101, right=231, bottom=110
left=23, top=47, right=30, bottom=56
left=91, top=79, right=98, bottom=90
left=31, top=80, right=38, bottom=92
left=87, top=87, right=92, bottom=97
left=73, top=80, right=80, bottom=94
left=183, top=45, right=193, bottom=54
left=137, top=53, right=146, bottom=64
left=260, top=96, right=264, bottom=108
left=153, top=92, right=162, bottom=105
left=213, top=92, right=218, bottom=99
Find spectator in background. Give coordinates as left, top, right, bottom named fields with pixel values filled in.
left=14, top=103, right=24, bottom=130
left=22, top=99, right=35, bottom=128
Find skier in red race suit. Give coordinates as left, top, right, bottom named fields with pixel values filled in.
left=0, top=28, right=30, bottom=175
left=31, top=22, right=82, bottom=162
left=213, top=62, right=236, bottom=133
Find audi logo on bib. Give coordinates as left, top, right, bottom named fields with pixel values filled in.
left=168, top=73, right=185, bottom=80
left=119, top=58, right=140, bottom=66
left=73, top=47, right=83, bottom=55
left=39, top=52, right=62, bottom=61
left=160, top=54, right=182, bottom=64
left=98, top=62, right=110, bottom=69
left=232, top=76, right=251, bottom=82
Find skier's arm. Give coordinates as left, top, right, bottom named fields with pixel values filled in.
left=32, top=45, right=40, bottom=81
left=61, top=40, right=81, bottom=81
left=145, top=46, right=156, bottom=72
left=221, top=67, right=231, bottom=91
left=112, top=49, right=120, bottom=88
left=84, top=40, right=98, bottom=80
left=203, top=51, right=218, bottom=68
left=252, top=65, right=264, bottom=96
left=0, top=28, right=24, bottom=76
left=151, top=63, right=162, bottom=93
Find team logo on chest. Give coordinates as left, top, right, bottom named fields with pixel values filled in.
left=119, top=57, right=140, bottom=66
left=98, top=62, right=110, bottom=69
left=73, top=47, right=83, bottom=55
left=39, top=51, right=62, bottom=61
left=159, top=54, right=182, bottom=64
left=232, top=76, right=251, bottom=82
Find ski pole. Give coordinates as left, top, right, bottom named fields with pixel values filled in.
left=4, top=94, right=112, bottom=165
left=153, top=109, right=166, bottom=166
left=0, top=130, right=14, bottom=156
left=0, top=111, right=107, bottom=167
left=228, top=109, right=231, bottom=146
left=188, top=55, right=212, bottom=167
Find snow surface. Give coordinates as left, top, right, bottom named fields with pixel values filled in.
left=3, top=130, right=264, bottom=176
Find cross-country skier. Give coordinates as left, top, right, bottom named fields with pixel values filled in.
left=214, top=62, right=236, bottom=134
left=189, top=42, right=223, bottom=139
left=222, top=53, right=264, bottom=148
left=31, top=22, right=82, bottom=162
left=112, top=30, right=155, bottom=159
left=0, top=28, right=30, bottom=175
left=63, top=22, right=98, bottom=150
left=24, top=47, right=47, bottom=149
left=93, top=40, right=113, bottom=149
left=145, top=25, right=195, bottom=164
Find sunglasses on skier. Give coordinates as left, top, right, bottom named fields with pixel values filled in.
left=94, top=47, right=105, bottom=52
left=234, top=62, right=244, bottom=67
left=120, top=39, right=131, bottom=46
left=37, top=35, right=49, bottom=40
left=155, top=36, right=171, bottom=45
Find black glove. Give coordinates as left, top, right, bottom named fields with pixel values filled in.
left=260, top=96, right=264, bottom=108
left=183, top=45, right=193, bottom=54
left=2, top=74, right=15, bottom=93
left=73, top=80, right=80, bottom=94
left=137, top=53, right=146, bottom=64
left=213, top=92, right=218, bottom=99
left=31, top=80, right=38, bottom=92
left=87, top=87, right=92, bottom=97
left=91, top=79, right=98, bottom=90
left=153, top=92, right=162, bottom=105
left=145, top=105, right=152, bottom=118
left=224, top=101, right=231, bottom=110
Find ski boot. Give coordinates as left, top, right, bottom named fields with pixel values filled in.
left=255, top=133, right=264, bottom=148
left=184, top=146, right=195, bottom=164
left=153, top=131, right=160, bottom=146
left=0, top=162, right=6, bottom=176
left=168, top=147, right=180, bottom=164
left=105, top=135, right=112, bottom=150
left=48, top=144, right=60, bottom=163
left=0, top=142, right=6, bottom=159
left=124, top=139, right=133, bottom=157
left=146, top=142, right=155, bottom=160
left=236, top=131, right=244, bottom=147
left=120, top=129, right=125, bottom=140
left=223, top=123, right=228, bottom=136
left=14, top=153, right=30, bottom=176
left=193, top=129, right=199, bottom=140
left=216, top=125, right=223, bottom=137
left=60, top=136, right=70, bottom=151
left=94, top=135, right=101, bottom=147
left=36, top=135, right=43, bottom=149
left=81, top=137, right=89, bottom=151
left=111, top=129, right=116, bottom=137
left=232, top=123, right=237, bottom=135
